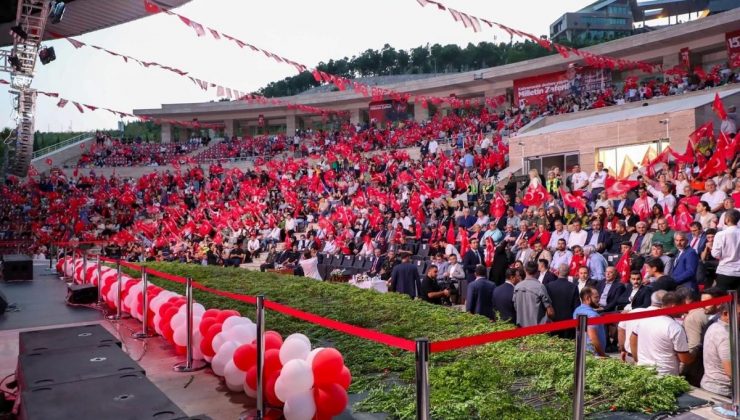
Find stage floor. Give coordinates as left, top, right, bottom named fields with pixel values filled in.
left=0, top=262, right=102, bottom=331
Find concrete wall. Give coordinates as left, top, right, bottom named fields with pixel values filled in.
left=31, top=136, right=95, bottom=174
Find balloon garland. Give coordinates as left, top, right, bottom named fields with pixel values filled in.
left=59, top=257, right=351, bottom=419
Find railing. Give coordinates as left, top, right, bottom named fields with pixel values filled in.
left=32, top=132, right=94, bottom=160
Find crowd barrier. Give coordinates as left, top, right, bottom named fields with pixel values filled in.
left=68, top=253, right=738, bottom=419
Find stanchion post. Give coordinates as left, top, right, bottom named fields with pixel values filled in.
left=107, top=260, right=123, bottom=320
left=62, top=247, right=67, bottom=279
left=573, top=314, right=588, bottom=420
left=415, top=338, right=431, bottom=420
left=96, top=256, right=103, bottom=304
left=174, top=277, right=206, bottom=372
left=49, top=244, right=54, bottom=270
left=82, top=251, right=88, bottom=284
left=713, top=290, right=740, bottom=419
left=240, top=294, right=266, bottom=420
left=133, top=267, right=154, bottom=339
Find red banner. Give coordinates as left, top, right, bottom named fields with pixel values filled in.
left=368, top=100, right=408, bottom=123
left=727, top=30, right=740, bottom=68
left=513, top=67, right=611, bottom=107
left=679, top=47, right=690, bottom=69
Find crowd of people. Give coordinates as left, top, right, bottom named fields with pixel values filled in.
left=75, top=132, right=207, bottom=168
left=1, top=64, right=739, bottom=399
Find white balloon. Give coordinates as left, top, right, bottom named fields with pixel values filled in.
left=170, top=312, right=186, bottom=330
left=192, top=303, right=206, bottom=317
left=306, top=347, right=325, bottom=366
left=204, top=354, right=213, bottom=363
left=192, top=333, right=204, bottom=361
left=224, top=360, right=247, bottom=392
left=173, top=325, right=187, bottom=347
left=244, top=383, right=257, bottom=398
left=212, top=332, right=226, bottom=353
left=286, top=333, right=311, bottom=347
left=276, top=360, right=314, bottom=402
left=153, top=313, right=163, bottom=335
left=212, top=341, right=238, bottom=377
left=283, top=390, right=317, bottom=420
left=222, top=316, right=252, bottom=332
left=279, top=336, right=312, bottom=365
left=225, top=324, right=257, bottom=345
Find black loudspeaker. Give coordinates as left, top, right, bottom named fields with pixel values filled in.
left=19, top=324, right=120, bottom=354
left=20, top=373, right=187, bottom=420
left=0, top=290, right=7, bottom=315
left=67, top=283, right=98, bottom=304
left=17, top=344, right=144, bottom=391
left=2, top=254, right=33, bottom=281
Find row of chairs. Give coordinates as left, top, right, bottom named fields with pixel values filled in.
left=315, top=252, right=434, bottom=280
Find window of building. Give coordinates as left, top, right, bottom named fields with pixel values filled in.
left=597, top=140, right=669, bottom=178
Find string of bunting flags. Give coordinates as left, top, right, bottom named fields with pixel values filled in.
left=0, top=78, right=222, bottom=129
left=142, top=0, right=507, bottom=110
left=413, top=0, right=660, bottom=74
left=45, top=33, right=345, bottom=117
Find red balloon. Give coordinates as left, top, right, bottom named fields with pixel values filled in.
left=202, top=309, right=221, bottom=319
left=200, top=338, right=215, bottom=357
left=175, top=345, right=186, bottom=356
left=199, top=317, right=218, bottom=336
left=205, top=323, right=223, bottom=341
left=263, top=349, right=282, bottom=378
left=233, top=343, right=257, bottom=371
left=264, top=371, right=283, bottom=408
left=336, top=366, right=352, bottom=390
left=314, top=383, right=348, bottom=416
left=216, top=310, right=240, bottom=323
left=263, top=331, right=283, bottom=351
left=245, top=366, right=257, bottom=390
left=312, top=348, right=344, bottom=387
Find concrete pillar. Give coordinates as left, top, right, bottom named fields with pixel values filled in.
left=662, top=53, right=680, bottom=72
left=349, top=108, right=361, bottom=125
left=160, top=123, right=172, bottom=143
left=224, top=119, right=236, bottom=139
left=286, top=114, right=297, bottom=136
left=414, top=104, right=429, bottom=122
left=178, top=127, right=188, bottom=142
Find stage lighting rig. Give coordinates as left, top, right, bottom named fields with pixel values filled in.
left=10, top=25, right=28, bottom=42
left=9, top=54, right=22, bottom=72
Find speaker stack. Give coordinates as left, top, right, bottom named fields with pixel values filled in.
left=16, top=324, right=209, bottom=420
left=2, top=254, right=33, bottom=282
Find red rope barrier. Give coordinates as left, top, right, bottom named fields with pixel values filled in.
left=118, top=260, right=142, bottom=271
left=591, top=295, right=731, bottom=326
left=145, top=267, right=187, bottom=285
left=430, top=319, right=579, bottom=353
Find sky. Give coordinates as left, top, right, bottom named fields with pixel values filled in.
left=1, top=0, right=599, bottom=132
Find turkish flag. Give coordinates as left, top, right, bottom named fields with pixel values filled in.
left=615, top=253, right=632, bottom=283
left=446, top=220, right=456, bottom=244
left=670, top=142, right=695, bottom=164
left=633, top=197, right=652, bottom=221
left=605, top=179, right=639, bottom=198
left=698, top=153, right=728, bottom=179
left=484, top=237, right=494, bottom=267
left=490, top=192, right=506, bottom=218
left=521, top=183, right=550, bottom=207
left=712, top=93, right=727, bottom=120
left=459, top=228, right=468, bottom=253
left=560, top=187, right=585, bottom=211
left=688, top=121, right=713, bottom=146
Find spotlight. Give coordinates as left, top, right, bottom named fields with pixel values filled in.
left=39, top=47, right=56, bottom=65
left=9, top=25, right=28, bottom=42
left=9, top=55, right=22, bottom=72
left=49, top=1, right=66, bottom=24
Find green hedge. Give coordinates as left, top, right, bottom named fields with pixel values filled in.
left=134, top=262, right=689, bottom=419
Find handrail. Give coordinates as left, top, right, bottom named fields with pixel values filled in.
left=32, top=132, right=94, bottom=160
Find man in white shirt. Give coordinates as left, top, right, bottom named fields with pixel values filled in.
left=701, top=180, right=727, bottom=213
left=711, top=209, right=740, bottom=292
left=480, top=136, right=491, bottom=156
left=547, top=220, right=570, bottom=251
left=618, top=290, right=665, bottom=362
left=567, top=219, right=588, bottom=250
left=570, top=165, right=589, bottom=192
left=630, top=291, right=694, bottom=375
left=589, top=162, right=607, bottom=198
left=647, top=182, right=677, bottom=214
left=701, top=302, right=736, bottom=397
left=551, top=239, right=573, bottom=273
left=428, top=138, right=439, bottom=156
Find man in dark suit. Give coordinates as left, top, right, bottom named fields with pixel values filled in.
left=512, top=220, right=534, bottom=246
left=686, top=222, right=707, bottom=255
left=619, top=270, right=653, bottom=310
left=461, top=238, right=484, bottom=303
left=671, top=232, right=699, bottom=291
left=584, top=219, right=611, bottom=253
left=612, top=196, right=634, bottom=216
left=389, top=251, right=421, bottom=299
left=493, top=268, right=519, bottom=323
left=537, top=259, right=558, bottom=285
left=595, top=267, right=627, bottom=313
left=466, top=265, right=496, bottom=320
left=488, top=240, right=511, bottom=286
left=366, top=248, right=386, bottom=277
left=545, top=263, right=580, bottom=339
